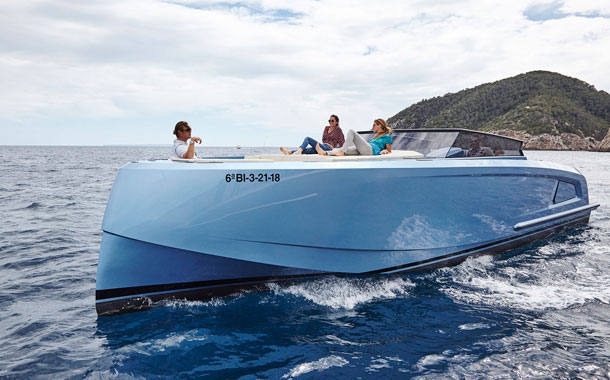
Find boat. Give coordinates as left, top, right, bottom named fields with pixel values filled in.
left=96, top=129, right=599, bottom=315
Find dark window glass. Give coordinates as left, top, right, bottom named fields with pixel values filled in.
left=451, top=131, right=523, bottom=157
left=357, top=130, right=523, bottom=158
left=554, top=181, right=577, bottom=203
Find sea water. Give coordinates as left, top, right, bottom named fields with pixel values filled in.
left=0, top=147, right=608, bottom=379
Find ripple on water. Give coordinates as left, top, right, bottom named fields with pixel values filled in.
left=282, top=355, right=349, bottom=378
left=23, top=202, right=42, bottom=210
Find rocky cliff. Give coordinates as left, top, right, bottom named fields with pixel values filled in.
left=490, top=129, right=607, bottom=150
left=599, top=129, right=610, bottom=152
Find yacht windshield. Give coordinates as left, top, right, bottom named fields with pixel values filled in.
left=358, top=129, right=523, bottom=158
left=450, top=131, right=523, bottom=157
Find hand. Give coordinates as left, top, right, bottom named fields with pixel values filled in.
left=191, top=136, right=202, bottom=144
left=381, top=149, right=389, bottom=155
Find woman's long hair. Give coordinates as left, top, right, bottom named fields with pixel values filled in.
left=374, top=119, right=392, bottom=135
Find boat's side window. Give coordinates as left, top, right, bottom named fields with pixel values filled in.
left=554, top=181, right=577, bottom=203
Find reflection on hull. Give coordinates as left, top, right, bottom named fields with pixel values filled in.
left=96, top=153, right=598, bottom=315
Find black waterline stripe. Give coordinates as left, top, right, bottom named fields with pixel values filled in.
left=97, top=213, right=590, bottom=301
left=96, top=272, right=337, bottom=301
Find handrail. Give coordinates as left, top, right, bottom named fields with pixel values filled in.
left=514, top=203, right=600, bottom=230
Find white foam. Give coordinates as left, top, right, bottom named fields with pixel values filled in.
left=268, top=276, right=414, bottom=309
left=322, top=334, right=362, bottom=346
left=282, top=355, right=348, bottom=378
left=365, top=356, right=405, bottom=373
left=415, top=354, right=445, bottom=367
left=133, top=330, right=208, bottom=353
left=458, top=323, right=492, bottom=330
left=365, top=358, right=392, bottom=372
left=440, top=240, right=610, bottom=311
left=414, top=353, right=476, bottom=373
left=84, top=369, right=146, bottom=380
left=162, top=298, right=225, bottom=309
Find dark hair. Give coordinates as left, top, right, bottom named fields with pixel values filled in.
left=173, top=121, right=190, bottom=137
left=330, top=114, right=339, bottom=125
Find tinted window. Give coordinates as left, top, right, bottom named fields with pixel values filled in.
left=452, top=131, right=523, bottom=157
left=554, top=181, right=577, bottom=203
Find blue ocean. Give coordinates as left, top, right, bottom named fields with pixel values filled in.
left=0, top=146, right=608, bottom=379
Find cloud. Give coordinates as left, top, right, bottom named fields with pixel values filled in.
left=524, top=0, right=610, bottom=21
left=524, top=1, right=566, bottom=21
left=1, top=0, right=610, bottom=145
left=166, top=1, right=306, bottom=23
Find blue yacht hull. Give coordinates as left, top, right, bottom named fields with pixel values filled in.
left=96, top=157, right=597, bottom=315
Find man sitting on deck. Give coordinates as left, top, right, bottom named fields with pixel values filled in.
left=173, top=121, right=202, bottom=159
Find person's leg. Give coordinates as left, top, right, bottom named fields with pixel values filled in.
left=352, top=132, right=373, bottom=155
left=343, top=146, right=359, bottom=155
left=337, top=129, right=356, bottom=155
left=313, top=143, right=333, bottom=155
left=315, top=143, right=328, bottom=155
left=300, top=137, right=318, bottom=150
left=292, top=136, right=318, bottom=155
left=302, top=137, right=324, bottom=154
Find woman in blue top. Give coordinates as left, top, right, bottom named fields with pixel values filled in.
left=317, top=119, right=392, bottom=156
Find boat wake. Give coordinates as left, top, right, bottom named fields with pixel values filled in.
left=437, top=237, right=610, bottom=311
left=160, top=294, right=247, bottom=310
left=267, top=276, right=415, bottom=310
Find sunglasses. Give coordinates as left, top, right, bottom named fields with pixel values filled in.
left=329, top=119, right=336, bottom=123
left=182, top=128, right=192, bottom=132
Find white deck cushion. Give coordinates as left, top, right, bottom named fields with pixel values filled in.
left=170, top=150, right=424, bottom=163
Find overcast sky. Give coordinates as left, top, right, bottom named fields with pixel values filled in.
left=1, top=0, right=609, bottom=146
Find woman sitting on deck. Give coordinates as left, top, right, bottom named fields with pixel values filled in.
left=316, top=119, right=392, bottom=156
left=280, top=115, right=345, bottom=155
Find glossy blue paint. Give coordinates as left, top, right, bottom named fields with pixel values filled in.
left=97, top=232, right=324, bottom=292
left=96, top=153, right=595, bottom=314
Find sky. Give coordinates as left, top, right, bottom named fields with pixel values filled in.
left=1, top=0, right=609, bottom=146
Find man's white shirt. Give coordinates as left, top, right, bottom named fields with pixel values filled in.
left=173, top=139, right=198, bottom=158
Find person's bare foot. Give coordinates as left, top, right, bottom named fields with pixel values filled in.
left=292, top=148, right=303, bottom=155
left=280, top=147, right=291, bottom=155
left=315, top=143, right=327, bottom=155
left=335, top=149, right=345, bottom=156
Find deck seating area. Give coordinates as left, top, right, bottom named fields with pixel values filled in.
left=170, top=150, right=424, bottom=163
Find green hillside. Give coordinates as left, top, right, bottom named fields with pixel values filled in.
left=388, top=71, right=610, bottom=140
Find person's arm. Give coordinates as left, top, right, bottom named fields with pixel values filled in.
left=381, top=143, right=392, bottom=154
left=321, top=127, right=331, bottom=147
left=183, top=137, right=202, bottom=158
